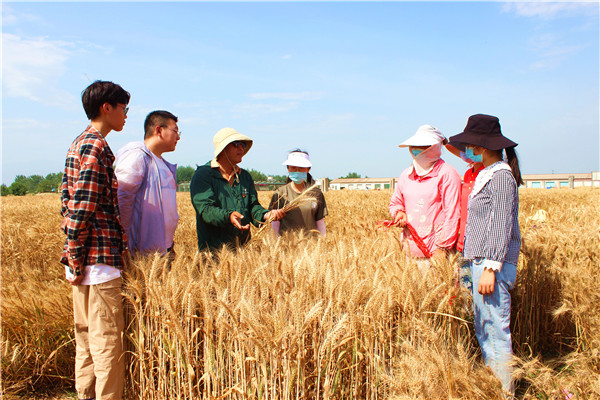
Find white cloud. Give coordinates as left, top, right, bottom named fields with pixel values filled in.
left=2, top=33, right=78, bottom=109
left=249, top=91, right=324, bottom=101
left=1, top=5, right=44, bottom=26
left=527, top=32, right=587, bottom=71
left=282, top=54, right=292, bottom=60
left=502, top=1, right=598, bottom=19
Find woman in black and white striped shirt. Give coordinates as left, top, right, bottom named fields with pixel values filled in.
left=449, top=114, right=523, bottom=396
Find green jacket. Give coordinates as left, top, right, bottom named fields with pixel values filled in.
left=190, top=162, right=268, bottom=250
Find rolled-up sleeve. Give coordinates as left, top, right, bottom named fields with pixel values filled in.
left=483, top=172, right=517, bottom=263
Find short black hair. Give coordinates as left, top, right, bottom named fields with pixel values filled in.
left=81, top=80, right=130, bottom=120
left=144, top=110, right=178, bottom=139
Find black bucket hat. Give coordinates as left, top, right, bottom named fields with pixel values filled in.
left=449, top=114, right=518, bottom=151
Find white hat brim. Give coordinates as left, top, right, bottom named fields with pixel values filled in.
left=282, top=152, right=312, bottom=167
left=398, top=134, right=441, bottom=148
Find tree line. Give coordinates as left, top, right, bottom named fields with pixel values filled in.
left=1, top=167, right=292, bottom=196
left=2, top=167, right=361, bottom=196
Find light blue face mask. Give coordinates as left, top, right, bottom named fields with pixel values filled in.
left=411, top=149, right=423, bottom=157
left=459, top=151, right=472, bottom=163
left=464, top=147, right=482, bottom=163
left=289, top=171, right=307, bottom=184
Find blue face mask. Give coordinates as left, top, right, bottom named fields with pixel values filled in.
left=411, top=149, right=423, bottom=157
left=459, top=151, right=472, bottom=163
left=465, top=147, right=482, bottom=163
left=289, top=171, right=307, bottom=184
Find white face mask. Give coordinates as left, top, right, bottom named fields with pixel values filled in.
left=411, top=143, right=442, bottom=176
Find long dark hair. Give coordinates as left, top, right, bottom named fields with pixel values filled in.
left=505, top=146, right=523, bottom=186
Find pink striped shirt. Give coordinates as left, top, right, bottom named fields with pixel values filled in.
left=389, top=159, right=461, bottom=258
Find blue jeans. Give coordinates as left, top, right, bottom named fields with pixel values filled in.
left=470, top=259, right=517, bottom=394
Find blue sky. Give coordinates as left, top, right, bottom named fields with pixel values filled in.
left=2, top=1, right=599, bottom=184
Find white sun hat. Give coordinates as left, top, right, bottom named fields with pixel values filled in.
left=212, top=127, right=253, bottom=160
left=282, top=151, right=312, bottom=168
left=398, top=124, right=447, bottom=148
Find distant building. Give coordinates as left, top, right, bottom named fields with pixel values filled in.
left=329, top=172, right=600, bottom=191
left=329, top=177, right=396, bottom=191
left=522, top=172, right=600, bottom=189
left=177, top=172, right=600, bottom=192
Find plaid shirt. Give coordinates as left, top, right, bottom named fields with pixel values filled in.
left=464, top=165, right=521, bottom=268
left=60, top=126, right=127, bottom=275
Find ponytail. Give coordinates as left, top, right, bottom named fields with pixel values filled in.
left=505, top=146, right=523, bottom=186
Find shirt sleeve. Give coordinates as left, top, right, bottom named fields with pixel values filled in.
left=248, top=177, right=268, bottom=226
left=63, top=141, right=102, bottom=273
left=435, top=167, right=461, bottom=249
left=114, top=149, right=147, bottom=233
left=315, top=218, right=327, bottom=236
left=483, top=171, right=517, bottom=263
left=314, top=188, right=328, bottom=220
left=190, top=168, right=232, bottom=226
left=482, top=258, right=503, bottom=271
left=388, top=176, right=405, bottom=218
left=268, top=188, right=285, bottom=210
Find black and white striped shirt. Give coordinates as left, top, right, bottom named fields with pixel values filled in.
left=464, top=163, right=521, bottom=268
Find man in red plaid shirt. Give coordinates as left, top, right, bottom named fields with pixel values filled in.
left=61, top=80, right=130, bottom=400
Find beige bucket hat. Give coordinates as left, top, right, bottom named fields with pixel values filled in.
left=212, top=127, right=253, bottom=160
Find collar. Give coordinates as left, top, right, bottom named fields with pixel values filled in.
left=86, top=125, right=104, bottom=139
left=470, top=161, right=512, bottom=199
left=408, top=159, right=444, bottom=181
left=211, top=159, right=241, bottom=184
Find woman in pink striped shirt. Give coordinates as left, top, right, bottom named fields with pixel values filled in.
left=388, top=124, right=461, bottom=261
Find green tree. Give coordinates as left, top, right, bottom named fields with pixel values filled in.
left=248, top=169, right=268, bottom=182
left=176, top=166, right=195, bottom=184
left=26, top=175, right=44, bottom=193
left=1, top=184, right=10, bottom=196
left=38, top=172, right=63, bottom=193
left=340, top=172, right=361, bottom=179
left=13, top=175, right=28, bottom=185
left=9, top=181, right=27, bottom=196
left=272, top=174, right=288, bottom=183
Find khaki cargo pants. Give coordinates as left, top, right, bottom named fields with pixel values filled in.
left=73, top=277, right=125, bottom=400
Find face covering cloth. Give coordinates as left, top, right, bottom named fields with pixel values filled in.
left=411, top=143, right=441, bottom=176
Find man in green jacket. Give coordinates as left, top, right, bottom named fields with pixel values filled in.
left=190, top=127, right=285, bottom=251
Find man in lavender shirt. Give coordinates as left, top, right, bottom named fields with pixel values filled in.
left=115, top=110, right=180, bottom=257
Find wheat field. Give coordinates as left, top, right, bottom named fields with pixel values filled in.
left=1, top=189, right=599, bottom=399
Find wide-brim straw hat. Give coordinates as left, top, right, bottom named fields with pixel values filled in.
left=282, top=151, right=312, bottom=168
left=399, top=124, right=447, bottom=148
left=213, top=127, right=253, bottom=160
left=449, top=114, right=517, bottom=151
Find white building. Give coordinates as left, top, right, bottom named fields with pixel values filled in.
left=521, top=172, right=600, bottom=189
left=328, top=172, right=600, bottom=191
left=329, top=178, right=396, bottom=191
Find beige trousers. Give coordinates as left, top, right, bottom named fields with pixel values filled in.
left=73, top=277, right=125, bottom=400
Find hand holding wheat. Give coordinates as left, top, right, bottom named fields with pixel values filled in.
left=264, top=208, right=286, bottom=222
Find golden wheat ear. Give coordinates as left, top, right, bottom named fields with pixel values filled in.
left=255, top=185, right=320, bottom=236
